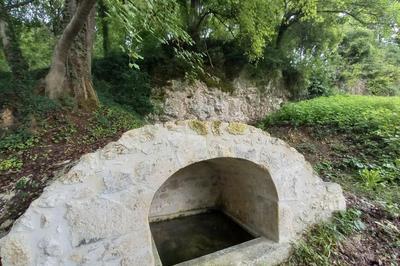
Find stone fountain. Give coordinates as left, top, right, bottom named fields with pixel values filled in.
left=0, top=121, right=345, bottom=265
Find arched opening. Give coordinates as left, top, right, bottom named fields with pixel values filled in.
left=149, top=158, right=279, bottom=265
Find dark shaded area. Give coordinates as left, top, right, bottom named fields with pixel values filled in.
left=150, top=211, right=255, bottom=266
left=92, top=54, right=154, bottom=115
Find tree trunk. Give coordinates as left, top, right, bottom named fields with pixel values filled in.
left=0, top=2, right=28, bottom=79
left=45, top=0, right=98, bottom=110
left=275, top=23, right=288, bottom=49
left=188, top=0, right=204, bottom=44
left=275, top=11, right=302, bottom=49
left=98, top=0, right=109, bottom=57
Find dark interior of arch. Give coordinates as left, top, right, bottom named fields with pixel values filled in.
left=149, top=157, right=279, bottom=265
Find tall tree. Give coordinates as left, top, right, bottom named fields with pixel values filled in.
left=44, top=0, right=98, bottom=109
left=98, top=0, right=109, bottom=57
left=0, top=0, right=29, bottom=79
left=274, top=0, right=399, bottom=50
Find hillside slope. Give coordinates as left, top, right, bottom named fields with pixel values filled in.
left=259, top=95, right=400, bottom=265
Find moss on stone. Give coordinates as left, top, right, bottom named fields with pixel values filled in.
left=227, top=122, right=247, bottom=135
left=211, top=121, right=222, bottom=135
left=189, top=120, right=208, bottom=135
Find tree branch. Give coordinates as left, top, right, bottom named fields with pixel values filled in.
left=208, top=9, right=236, bottom=38
left=275, top=11, right=302, bottom=48
left=194, top=9, right=212, bottom=32
left=55, top=0, right=97, bottom=62
left=319, top=10, right=367, bottom=25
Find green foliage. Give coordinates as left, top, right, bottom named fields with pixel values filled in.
left=0, top=50, right=10, bottom=72
left=93, top=54, right=154, bottom=115
left=51, top=122, right=77, bottom=144
left=261, top=95, right=400, bottom=214
left=0, top=157, right=23, bottom=171
left=262, top=95, right=400, bottom=161
left=262, top=96, right=400, bottom=132
left=106, top=0, right=195, bottom=64
left=2, top=0, right=400, bottom=101
left=288, top=208, right=364, bottom=266
left=19, top=26, right=54, bottom=70
left=232, top=0, right=282, bottom=61
left=304, top=58, right=337, bottom=99
left=359, top=169, right=383, bottom=189
left=0, top=131, right=38, bottom=153
left=14, top=176, right=30, bottom=190
left=338, top=27, right=400, bottom=96
left=87, top=105, right=142, bottom=142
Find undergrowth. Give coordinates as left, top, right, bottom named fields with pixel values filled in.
left=286, top=209, right=365, bottom=266
left=260, top=95, right=400, bottom=213
left=0, top=73, right=143, bottom=176
left=261, top=95, right=400, bottom=265
left=0, top=74, right=144, bottom=229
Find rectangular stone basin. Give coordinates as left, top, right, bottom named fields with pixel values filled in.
left=150, top=211, right=256, bottom=265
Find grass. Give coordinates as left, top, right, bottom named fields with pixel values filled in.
left=261, top=95, right=400, bottom=130
left=260, top=95, right=400, bottom=212
left=260, top=95, right=400, bottom=265
left=286, top=208, right=365, bottom=266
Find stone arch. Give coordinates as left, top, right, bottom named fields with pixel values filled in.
left=149, top=157, right=279, bottom=241
left=0, top=121, right=345, bottom=266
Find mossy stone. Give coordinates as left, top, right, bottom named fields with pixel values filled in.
left=227, top=122, right=247, bottom=135
left=211, top=121, right=222, bottom=135
left=189, top=120, right=208, bottom=135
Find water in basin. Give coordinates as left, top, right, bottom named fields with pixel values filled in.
left=150, top=211, right=255, bottom=265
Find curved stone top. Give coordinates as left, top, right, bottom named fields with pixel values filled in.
left=0, top=121, right=345, bottom=266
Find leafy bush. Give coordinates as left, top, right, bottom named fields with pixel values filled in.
left=93, top=54, right=153, bottom=115
left=261, top=96, right=400, bottom=160
left=260, top=95, right=400, bottom=213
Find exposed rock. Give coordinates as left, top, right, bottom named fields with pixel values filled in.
left=0, top=108, right=15, bottom=129
left=0, top=121, right=345, bottom=265
left=148, top=78, right=286, bottom=124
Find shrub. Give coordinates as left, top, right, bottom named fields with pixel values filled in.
left=93, top=54, right=154, bottom=115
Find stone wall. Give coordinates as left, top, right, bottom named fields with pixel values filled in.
left=149, top=161, right=220, bottom=221
left=219, top=159, right=278, bottom=241
left=148, top=78, right=286, bottom=124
